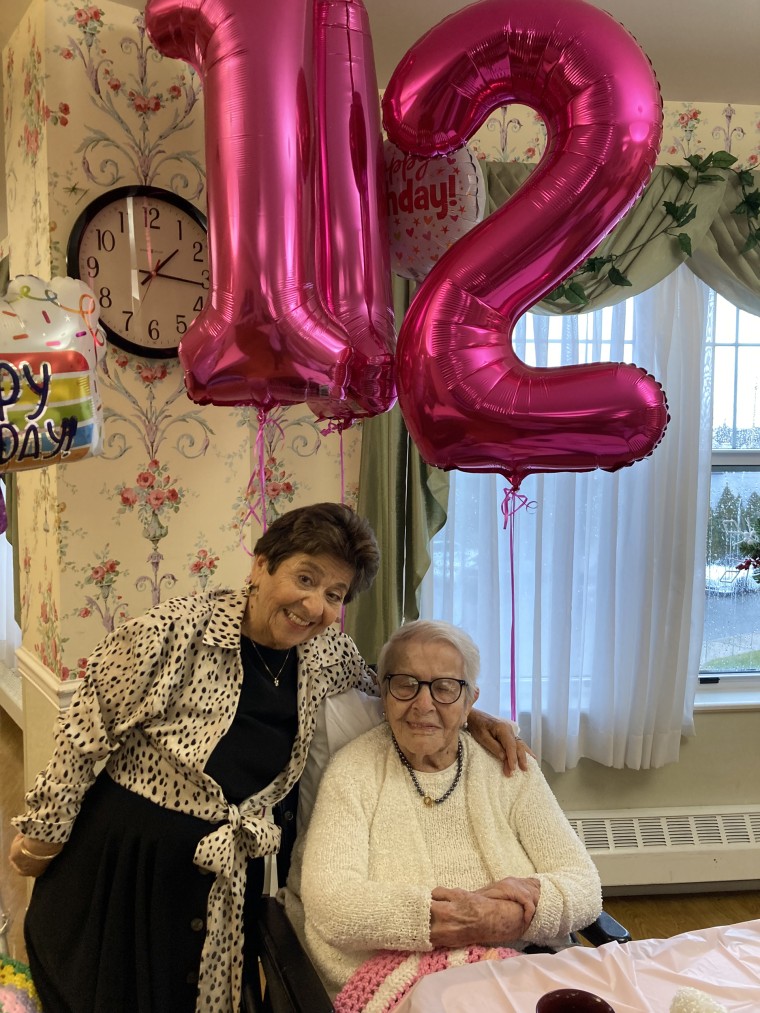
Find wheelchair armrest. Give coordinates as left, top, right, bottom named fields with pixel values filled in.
left=250, top=895, right=334, bottom=1013
left=575, top=910, right=632, bottom=947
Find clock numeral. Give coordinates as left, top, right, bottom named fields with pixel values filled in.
left=117, top=211, right=127, bottom=234
left=85, top=255, right=99, bottom=278
left=193, top=296, right=205, bottom=313
left=201, top=269, right=209, bottom=290
left=99, top=287, right=113, bottom=309
left=176, top=314, right=188, bottom=335
left=193, top=240, right=204, bottom=263
left=122, top=310, right=133, bottom=332
left=143, top=205, right=161, bottom=230
left=95, top=229, right=116, bottom=252
left=148, top=319, right=161, bottom=341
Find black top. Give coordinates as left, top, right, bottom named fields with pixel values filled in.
left=203, top=637, right=299, bottom=803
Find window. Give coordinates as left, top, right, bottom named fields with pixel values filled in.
left=419, top=270, right=752, bottom=769
left=701, top=295, right=760, bottom=690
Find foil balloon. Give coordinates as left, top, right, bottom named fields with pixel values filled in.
left=144, top=0, right=396, bottom=426
left=385, top=141, right=487, bottom=282
left=383, top=0, right=668, bottom=489
left=0, top=275, right=105, bottom=480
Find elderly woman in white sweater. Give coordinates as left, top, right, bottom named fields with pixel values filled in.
left=295, top=620, right=603, bottom=1008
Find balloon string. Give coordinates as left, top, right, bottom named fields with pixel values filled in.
left=239, top=410, right=287, bottom=557
left=257, top=409, right=269, bottom=533
left=339, top=427, right=346, bottom=630
left=319, top=422, right=348, bottom=631
left=0, top=488, right=6, bottom=536
left=500, top=488, right=536, bottom=722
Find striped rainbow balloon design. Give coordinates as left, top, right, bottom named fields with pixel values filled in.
left=0, top=274, right=105, bottom=476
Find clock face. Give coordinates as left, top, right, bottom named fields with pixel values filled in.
left=67, top=186, right=209, bottom=358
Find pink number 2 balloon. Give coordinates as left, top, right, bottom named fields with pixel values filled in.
left=145, top=0, right=396, bottom=425
left=383, top=0, right=669, bottom=489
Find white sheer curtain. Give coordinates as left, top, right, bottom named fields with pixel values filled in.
left=1, top=528, right=21, bottom=672
left=420, top=266, right=714, bottom=770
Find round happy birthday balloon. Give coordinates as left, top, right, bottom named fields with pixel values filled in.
left=385, top=141, right=486, bottom=281
left=0, top=274, right=105, bottom=478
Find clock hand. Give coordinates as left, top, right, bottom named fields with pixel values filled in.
left=140, top=248, right=180, bottom=286
left=144, top=271, right=207, bottom=288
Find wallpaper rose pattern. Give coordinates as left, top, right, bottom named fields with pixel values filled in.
left=2, top=0, right=759, bottom=682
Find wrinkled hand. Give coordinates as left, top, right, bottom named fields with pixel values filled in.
left=430, top=884, right=534, bottom=947
left=466, top=709, right=533, bottom=776
left=476, top=876, right=541, bottom=911
left=9, top=833, right=62, bottom=878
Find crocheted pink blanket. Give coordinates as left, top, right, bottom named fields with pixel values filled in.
left=334, top=945, right=520, bottom=1013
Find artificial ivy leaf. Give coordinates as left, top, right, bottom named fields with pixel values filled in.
left=711, top=150, right=738, bottom=168
left=582, top=257, right=610, bottom=275
left=697, top=173, right=727, bottom=184
left=739, top=170, right=756, bottom=187
left=677, top=206, right=698, bottom=228
left=733, top=190, right=760, bottom=217
left=565, top=282, right=589, bottom=305
left=607, top=267, right=632, bottom=287
left=663, top=200, right=694, bottom=223
left=668, top=165, right=690, bottom=184
left=677, top=233, right=693, bottom=256
left=741, top=233, right=759, bottom=254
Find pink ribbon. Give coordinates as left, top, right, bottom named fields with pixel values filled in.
left=239, top=410, right=286, bottom=556
left=500, top=487, right=536, bottom=722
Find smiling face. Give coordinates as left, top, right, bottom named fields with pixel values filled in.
left=244, top=552, right=355, bottom=649
left=382, top=637, right=478, bottom=772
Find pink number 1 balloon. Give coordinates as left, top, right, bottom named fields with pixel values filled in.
left=145, top=0, right=396, bottom=424
left=383, top=0, right=669, bottom=488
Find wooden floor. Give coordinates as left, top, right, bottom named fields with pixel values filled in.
left=1, top=705, right=758, bottom=966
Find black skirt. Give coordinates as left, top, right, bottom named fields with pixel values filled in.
left=24, top=640, right=296, bottom=1013
left=24, top=774, right=264, bottom=1013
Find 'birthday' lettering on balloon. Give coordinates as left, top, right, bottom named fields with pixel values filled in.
left=0, top=416, right=79, bottom=466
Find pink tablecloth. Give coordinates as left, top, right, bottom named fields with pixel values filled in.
left=394, top=920, right=760, bottom=1013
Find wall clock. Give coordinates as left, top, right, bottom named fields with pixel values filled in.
left=66, top=185, right=208, bottom=358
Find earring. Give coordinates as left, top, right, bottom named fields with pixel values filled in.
left=246, top=582, right=258, bottom=596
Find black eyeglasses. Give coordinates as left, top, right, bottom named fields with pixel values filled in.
left=385, top=673, right=468, bottom=704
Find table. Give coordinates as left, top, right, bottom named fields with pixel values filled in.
left=394, top=920, right=760, bottom=1012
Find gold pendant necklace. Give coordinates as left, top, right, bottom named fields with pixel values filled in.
left=249, top=639, right=292, bottom=687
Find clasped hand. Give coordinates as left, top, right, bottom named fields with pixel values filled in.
left=429, top=876, right=541, bottom=948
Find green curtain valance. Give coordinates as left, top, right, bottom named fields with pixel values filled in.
left=485, top=159, right=758, bottom=316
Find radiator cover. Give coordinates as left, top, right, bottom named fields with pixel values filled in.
left=566, top=805, right=760, bottom=890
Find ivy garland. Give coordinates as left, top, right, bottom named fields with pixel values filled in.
left=545, top=150, right=759, bottom=307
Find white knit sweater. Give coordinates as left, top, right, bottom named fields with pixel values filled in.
left=293, top=723, right=602, bottom=997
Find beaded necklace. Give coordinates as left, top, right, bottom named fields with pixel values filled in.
left=391, top=731, right=463, bottom=807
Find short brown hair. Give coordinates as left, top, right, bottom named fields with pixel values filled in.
left=253, top=502, right=379, bottom=602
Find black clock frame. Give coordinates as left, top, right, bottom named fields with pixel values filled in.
left=66, top=184, right=208, bottom=359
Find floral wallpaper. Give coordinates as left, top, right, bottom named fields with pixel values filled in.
left=465, top=101, right=760, bottom=168
left=2, top=0, right=759, bottom=683
left=4, top=0, right=361, bottom=682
